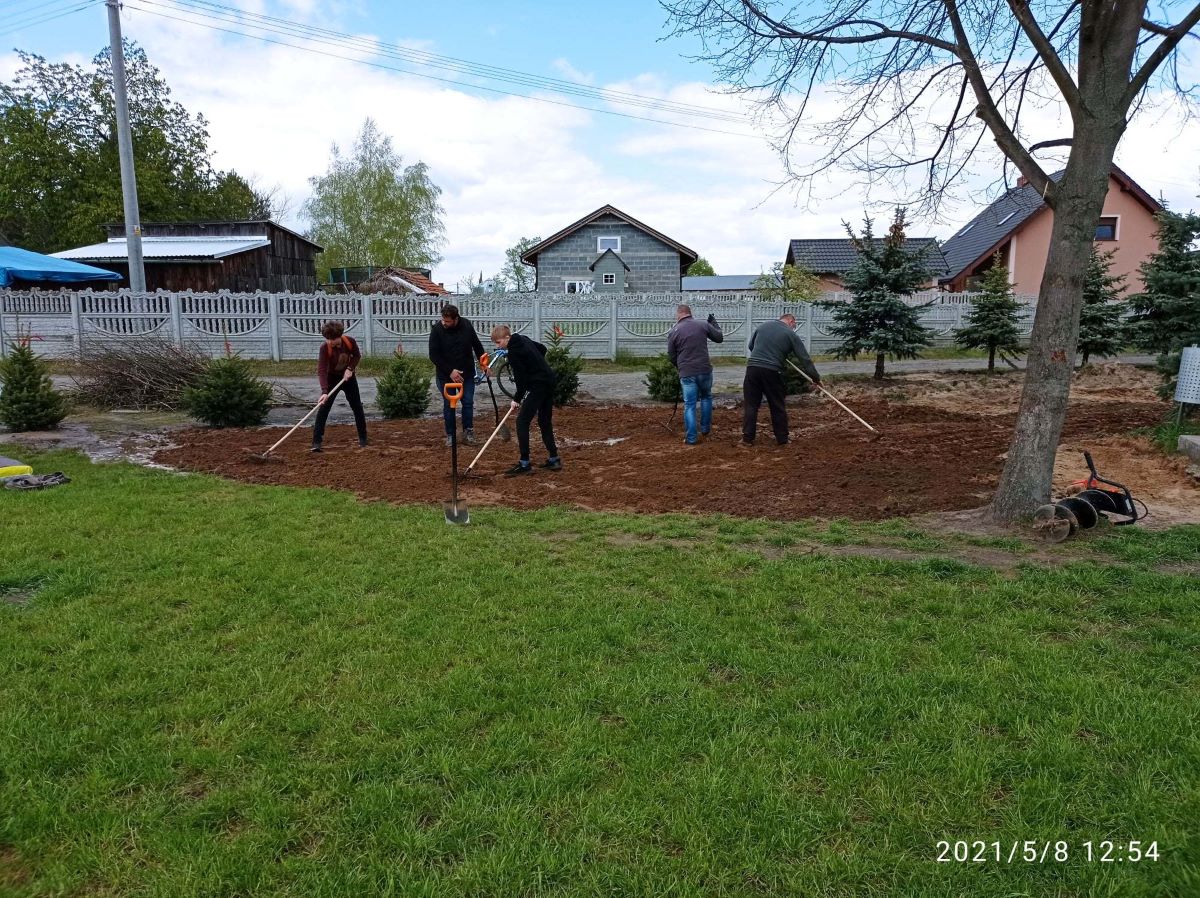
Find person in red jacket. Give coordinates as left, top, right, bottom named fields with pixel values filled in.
left=311, top=321, right=368, bottom=452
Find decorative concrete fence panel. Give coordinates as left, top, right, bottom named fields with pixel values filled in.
left=1, top=288, right=1037, bottom=361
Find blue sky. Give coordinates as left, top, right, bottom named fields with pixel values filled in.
left=5, top=0, right=1199, bottom=286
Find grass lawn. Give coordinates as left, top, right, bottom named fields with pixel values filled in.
left=2, top=449, right=1198, bottom=896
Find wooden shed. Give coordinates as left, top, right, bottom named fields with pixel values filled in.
left=52, top=221, right=323, bottom=293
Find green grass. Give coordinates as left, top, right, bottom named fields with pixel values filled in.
left=2, top=450, right=1199, bottom=896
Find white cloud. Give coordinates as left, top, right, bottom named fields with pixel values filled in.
left=550, top=58, right=594, bottom=86
left=4, top=1, right=1198, bottom=284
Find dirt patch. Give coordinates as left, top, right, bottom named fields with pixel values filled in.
left=835, top=362, right=1163, bottom=418
left=153, top=394, right=1174, bottom=523
left=1054, top=434, right=1200, bottom=527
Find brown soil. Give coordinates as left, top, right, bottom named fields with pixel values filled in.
left=153, top=393, right=1175, bottom=523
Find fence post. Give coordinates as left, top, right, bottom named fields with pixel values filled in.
left=609, top=296, right=618, bottom=361
left=804, top=302, right=813, bottom=348
left=269, top=293, right=282, bottom=362
left=170, top=291, right=184, bottom=348
left=532, top=294, right=542, bottom=339
left=744, top=299, right=754, bottom=357
left=71, top=291, right=84, bottom=359
left=361, top=293, right=374, bottom=356
left=0, top=291, right=6, bottom=357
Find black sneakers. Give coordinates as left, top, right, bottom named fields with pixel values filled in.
left=539, top=458, right=563, bottom=471
left=504, top=463, right=533, bottom=477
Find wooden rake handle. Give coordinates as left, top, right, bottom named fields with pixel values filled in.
left=265, top=401, right=323, bottom=455
left=466, top=404, right=518, bottom=473
left=786, top=360, right=877, bottom=433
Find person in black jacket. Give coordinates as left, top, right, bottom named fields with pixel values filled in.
left=489, top=325, right=560, bottom=476
left=428, top=304, right=485, bottom=446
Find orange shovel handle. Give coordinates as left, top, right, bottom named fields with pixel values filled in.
left=443, top=382, right=464, bottom=409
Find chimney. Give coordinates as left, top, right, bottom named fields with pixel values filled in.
left=1017, top=175, right=1029, bottom=188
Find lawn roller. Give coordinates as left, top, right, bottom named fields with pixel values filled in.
left=443, top=382, right=469, bottom=525
left=1032, top=451, right=1145, bottom=543
left=476, top=352, right=511, bottom=442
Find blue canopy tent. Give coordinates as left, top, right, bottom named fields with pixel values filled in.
left=0, top=246, right=121, bottom=287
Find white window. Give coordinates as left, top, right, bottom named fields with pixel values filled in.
left=603, top=273, right=616, bottom=285
left=564, top=280, right=594, bottom=294
left=597, top=236, right=621, bottom=252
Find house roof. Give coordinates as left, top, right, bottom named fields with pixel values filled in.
left=786, top=237, right=948, bottom=276
left=398, top=268, right=450, bottom=295
left=521, top=205, right=699, bottom=270
left=682, top=275, right=759, bottom=291
left=588, top=248, right=630, bottom=271
left=54, top=235, right=271, bottom=262
left=938, top=165, right=1163, bottom=283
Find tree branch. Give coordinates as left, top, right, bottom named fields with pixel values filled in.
left=740, top=1, right=960, bottom=53
left=1005, top=0, right=1081, bottom=114
left=941, top=0, right=1052, bottom=200
left=1127, top=3, right=1200, bottom=104
left=1029, top=137, right=1073, bottom=152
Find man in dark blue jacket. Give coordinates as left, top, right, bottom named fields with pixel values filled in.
left=666, top=303, right=724, bottom=445
left=489, top=325, right=561, bottom=476
left=429, top=304, right=485, bottom=446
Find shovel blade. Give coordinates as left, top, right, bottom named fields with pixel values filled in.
left=443, top=499, right=470, bottom=525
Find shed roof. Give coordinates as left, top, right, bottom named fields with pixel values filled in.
left=681, top=275, right=759, bottom=291
left=786, top=237, right=948, bottom=276
left=54, top=235, right=271, bottom=262
left=588, top=248, right=630, bottom=271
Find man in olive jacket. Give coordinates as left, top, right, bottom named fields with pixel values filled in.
left=666, top=303, right=723, bottom=444
left=742, top=313, right=821, bottom=446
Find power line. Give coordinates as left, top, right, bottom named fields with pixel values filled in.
left=148, top=0, right=752, bottom=124
left=0, top=0, right=99, bottom=40
left=122, top=0, right=768, bottom=137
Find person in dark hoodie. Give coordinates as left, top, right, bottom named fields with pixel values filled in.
left=742, top=313, right=821, bottom=446
left=428, top=304, right=486, bottom=446
left=666, top=303, right=723, bottom=445
left=311, top=320, right=367, bottom=452
left=488, top=324, right=560, bottom=476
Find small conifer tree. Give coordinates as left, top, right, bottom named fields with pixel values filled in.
left=825, top=208, right=934, bottom=378
left=1128, top=210, right=1200, bottom=394
left=1077, top=247, right=1127, bottom=368
left=0, top=341, right=68, bottom=431
left=644, top=354, right=683, bottom=402
left=544, top=325, right=583, bottom=406
left=377, top=348, right=432, bottom=418
left=956, top=254, right=1023, bottom=372
left=182, top=357, right=272, bottom=427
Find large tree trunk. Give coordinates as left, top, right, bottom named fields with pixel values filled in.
left=988, top=133, right=1122, bottom=523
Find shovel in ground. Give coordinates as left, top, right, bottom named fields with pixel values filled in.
left=443, top=382, right=470, bottom=525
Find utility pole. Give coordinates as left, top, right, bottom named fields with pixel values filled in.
left=105, top=0, right=146, bottom=292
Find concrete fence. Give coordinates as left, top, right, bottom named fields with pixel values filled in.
left=0, top=289, right=1037, bottom=361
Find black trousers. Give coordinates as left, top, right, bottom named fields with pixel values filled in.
left=742, top=365, right=789, bottom=444
left=516, top=385, right=558, bottom=462
left=312, top=375, right=367, bottom=446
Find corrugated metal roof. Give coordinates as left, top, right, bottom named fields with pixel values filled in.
left=682, top=275, right=759, bottom=291
left=53, top=235, right=270, bottom=261
left=786, top=237, right=948, bottom=276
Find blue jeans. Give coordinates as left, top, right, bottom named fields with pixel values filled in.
left=437, top=375, right=475, bottom=434
left=680, top=372, right=713, bottom=444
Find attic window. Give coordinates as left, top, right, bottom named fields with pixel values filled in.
left=1095, top=216, right=1119, bottom=241
left=997, top=211, right=1018, bottom=226
left=958, top=223, right=975, bottom=236
left=597, top=236, right=621, bottom=252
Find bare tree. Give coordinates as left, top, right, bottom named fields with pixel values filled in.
left=661, top=0, right=1200, bottom=521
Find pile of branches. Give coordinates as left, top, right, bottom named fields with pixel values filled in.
left=72, top=338, right=210, bottom=410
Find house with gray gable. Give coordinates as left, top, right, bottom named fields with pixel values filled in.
left=520, top=205, right=698, bottom=294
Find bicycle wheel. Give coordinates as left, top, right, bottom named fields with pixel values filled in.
left=493, top=357, right=520, bottom=402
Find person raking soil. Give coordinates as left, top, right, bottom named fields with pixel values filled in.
left=429, top=304, right=486, bottom=446
left=488, top=325, right=561, bottom=476
left=742, top=313, right=821, bottom=446
left=311, top=321, right=368, bottom=452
